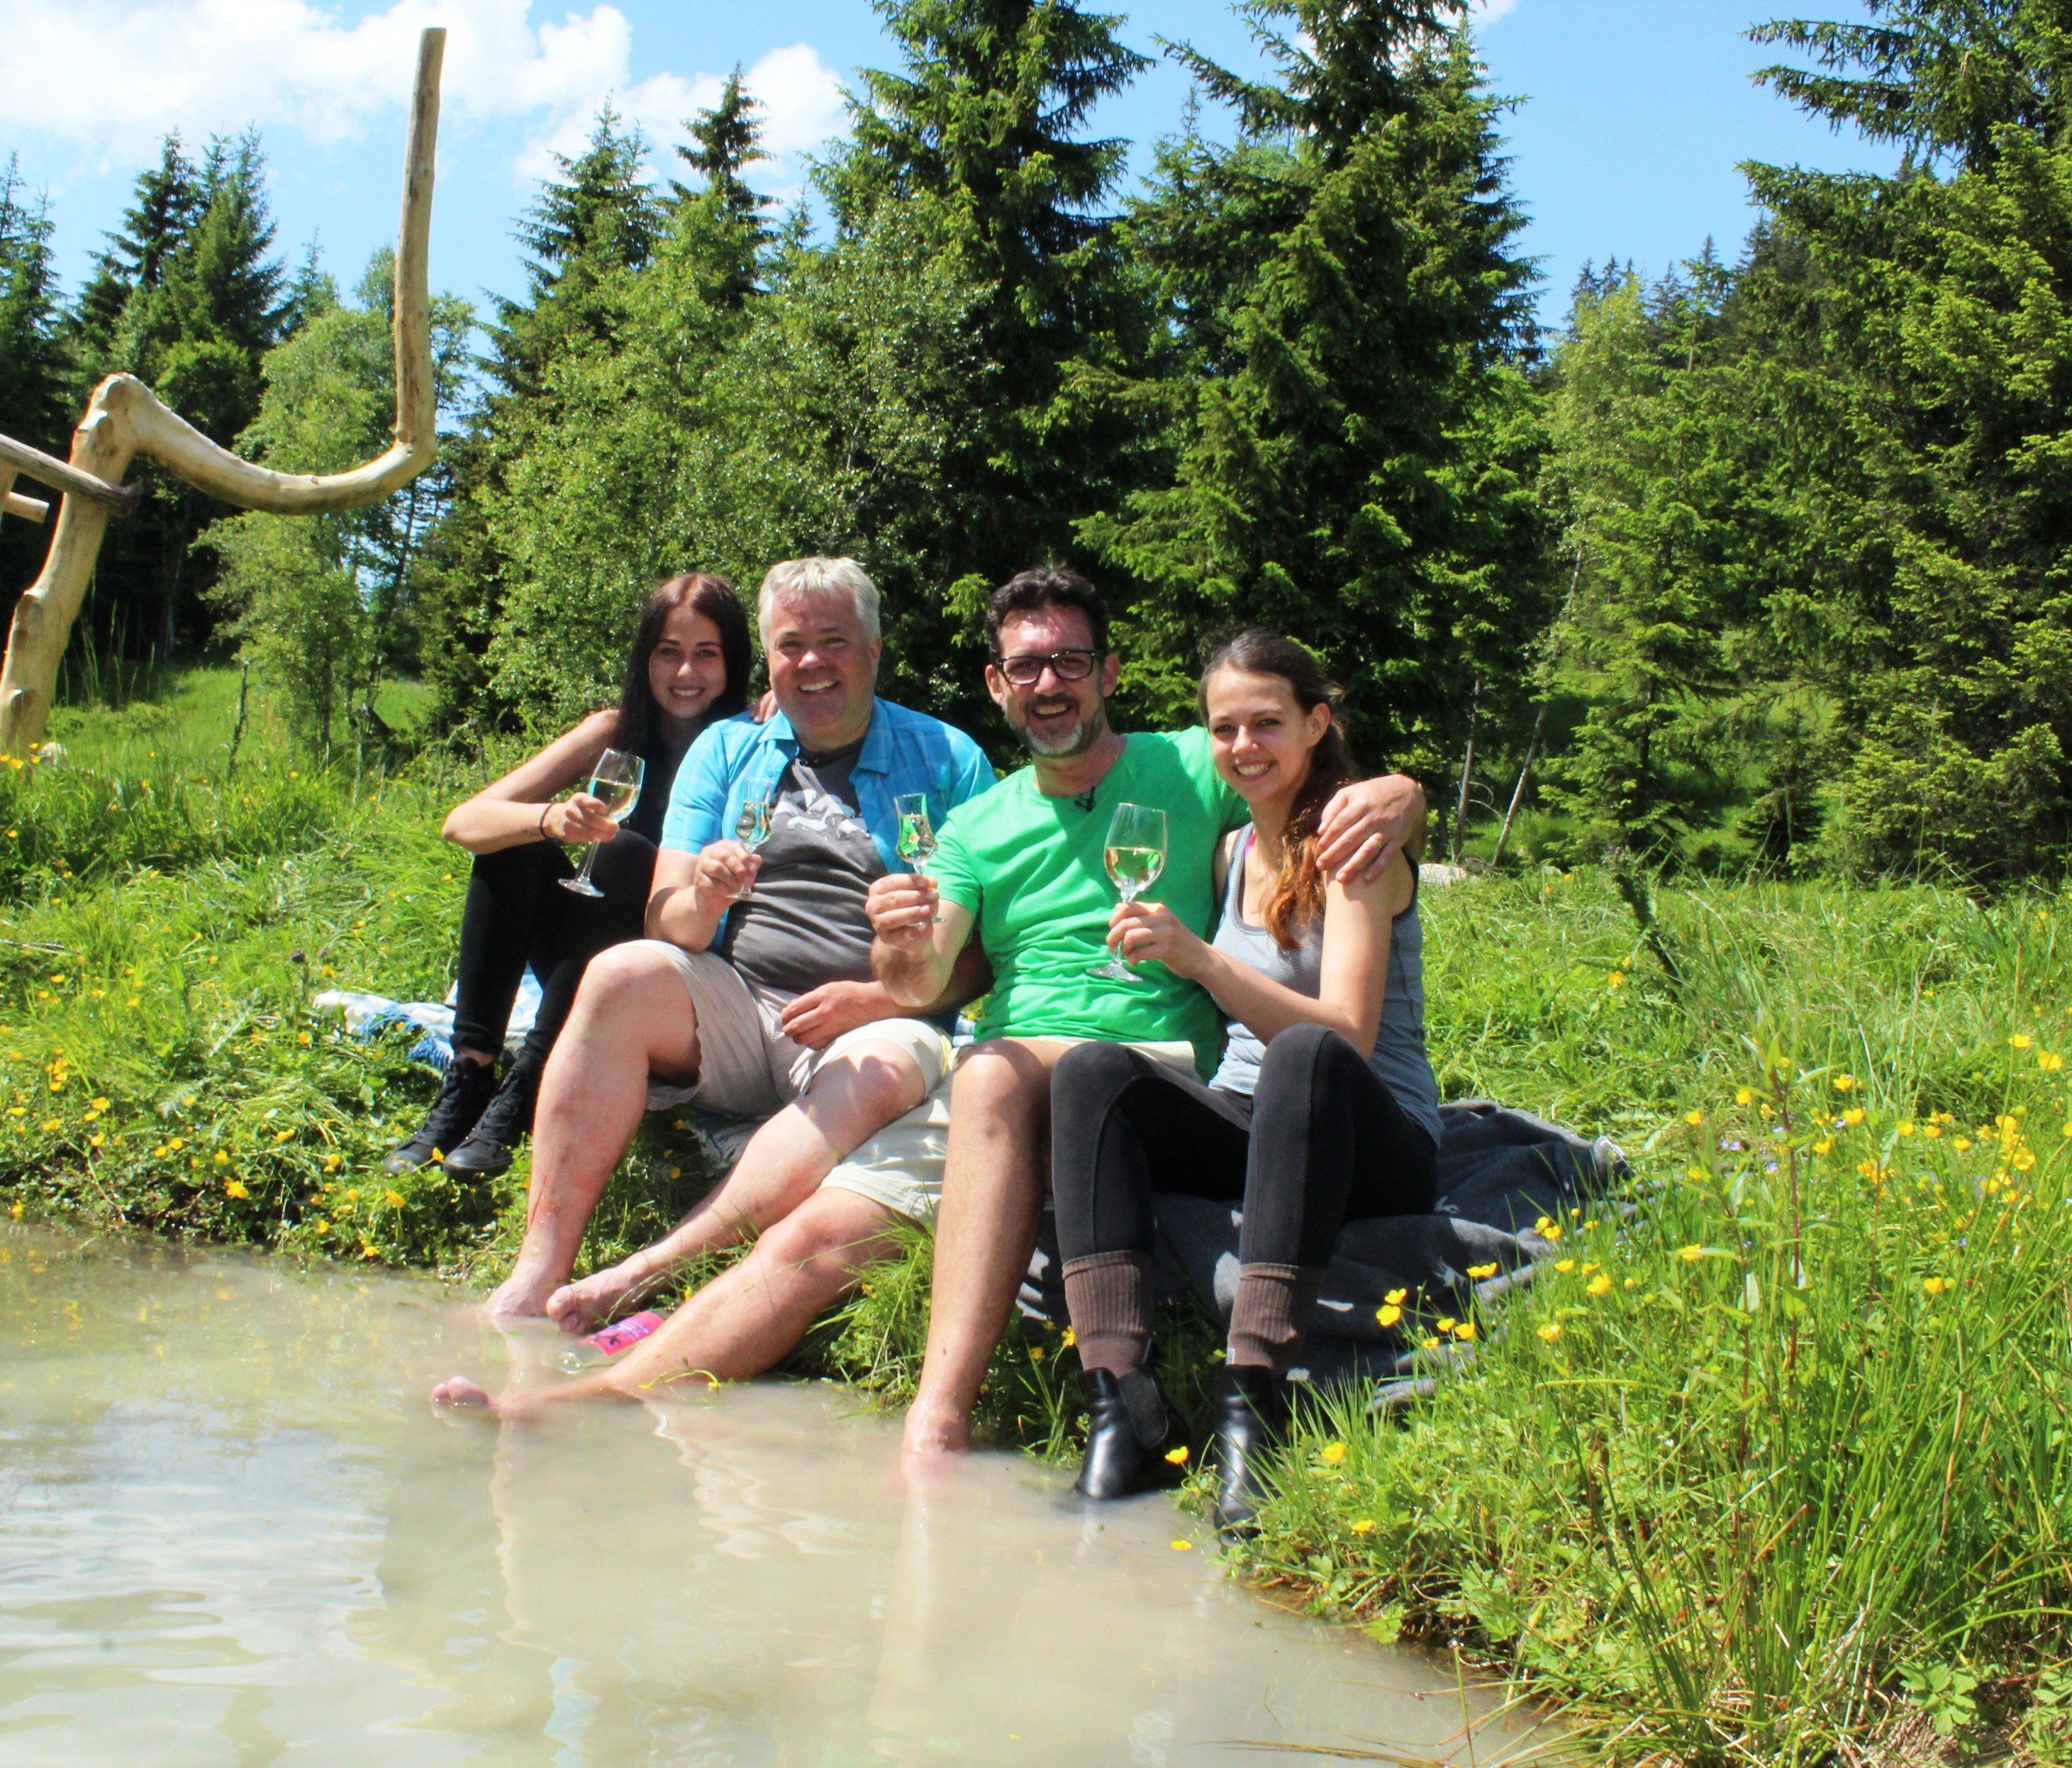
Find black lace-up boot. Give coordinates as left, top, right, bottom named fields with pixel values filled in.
left=441, top=1047, right=543, bottom=1181
left=382, top=1057, right=499, bottom=1176
left=1211, top=1364, right=1292, bottom=1538
left=1074, top=1367, right=1180, bottom=1500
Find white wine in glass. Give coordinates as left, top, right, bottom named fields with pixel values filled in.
left=894, top=791, right=941, bottom=923
left=1088, top=801, right=1167, bottom=981
left=560, top=748, right=646, bottom=898
left=733, top=793, right=776, bottom=897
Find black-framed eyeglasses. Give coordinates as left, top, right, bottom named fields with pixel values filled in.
left=994, top=649, right=1100, bottom=686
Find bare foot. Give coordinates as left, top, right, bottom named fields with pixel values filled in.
left=431, top=1375, right=497, bottom=1413
left=546, top=1260, right=659, bottom=1336
left=901, top=1399, right=971, bottom=1463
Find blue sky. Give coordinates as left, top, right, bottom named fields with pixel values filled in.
left=1, top=0, right=1893, bottom=328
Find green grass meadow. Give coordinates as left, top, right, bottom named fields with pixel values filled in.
left=5, top=667, right=2071, bottom=1763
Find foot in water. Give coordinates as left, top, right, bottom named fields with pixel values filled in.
left=430, top=1375, right=498, bottom=1413
left=482, top=1258, right=565, bottom=1321
left=546, top=1260, right=658, bottom=1336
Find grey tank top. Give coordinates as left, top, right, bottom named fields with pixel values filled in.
left=1208, top=829, right=1443, bottom=1149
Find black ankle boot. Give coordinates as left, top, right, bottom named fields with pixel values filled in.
left=442, top=1050, right=543, bottom=1181
left=1075, top=1367, right=1179, bottom=1500
left=383, top=1057, right=499, bottom=1176
left=1211, top=1364, right=1291, bottom=1537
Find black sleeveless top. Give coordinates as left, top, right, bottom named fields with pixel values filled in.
left=623, top=725, right=700, bottom=846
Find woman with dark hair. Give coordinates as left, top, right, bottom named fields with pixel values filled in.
left=384, top=572, right=754, bottom=1181
left=1048, top=629, right=1442, bottom=1533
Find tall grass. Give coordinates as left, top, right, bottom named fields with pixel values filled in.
left=1244, top=877, right=2072, bottom=1764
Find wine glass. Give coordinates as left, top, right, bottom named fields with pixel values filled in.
left=559, top=749, right=645, bottom=898
left=1088, top=801, right=1167, bottom=980
left=894, top=792, right=941, bottom=922
left=732, top=792, right=775, bottom=897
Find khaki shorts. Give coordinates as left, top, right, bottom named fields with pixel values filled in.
left=637, top=943, right=951, bottom=1120
left=819, top=1079, right=952, bottom=1223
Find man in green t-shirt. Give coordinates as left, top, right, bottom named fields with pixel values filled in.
left=867, top=567, right=1426, bottom=1459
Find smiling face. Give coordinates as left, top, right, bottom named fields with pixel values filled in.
left=986, top=606, right=1121, bottom=759
left=647, top=604, right=731, bottom=739
left=765, top=590, right=881, bottom=750
left=1203, top=666, right=1333, bottom=811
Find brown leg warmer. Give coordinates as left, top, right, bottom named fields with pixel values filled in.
left=1226, top=1262, right=1327, bottom=1376
left=1062, top=1251, right=1154, bottom=1378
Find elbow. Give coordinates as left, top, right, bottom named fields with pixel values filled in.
left=439, top=810, right=471, bottom=846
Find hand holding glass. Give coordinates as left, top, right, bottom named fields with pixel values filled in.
left=559, top=749, right=645, bottom=898
left=732, top=794, right=775, bottom=897
left=893, top=792, right=941, bottom=922
left=1089, top=802, right=1167, bottom=981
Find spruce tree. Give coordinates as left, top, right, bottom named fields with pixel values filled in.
left=674, top=69, right=772, bottom=233
left=1085, top=1, right=1552, bottom=774
left=817, top=0, right=1156, bottom=730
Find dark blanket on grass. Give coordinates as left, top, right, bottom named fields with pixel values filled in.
left=1019, top=1100, right=1628, bottom=1393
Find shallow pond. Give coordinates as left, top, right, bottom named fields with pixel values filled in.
left=0, top=1225, right=1545, bottom=1765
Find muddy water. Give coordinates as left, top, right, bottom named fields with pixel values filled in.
left=0, top=1227, right=1546, bottom=1766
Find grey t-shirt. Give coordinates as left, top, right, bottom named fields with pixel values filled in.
left=720, top=737, right=886, bottom=996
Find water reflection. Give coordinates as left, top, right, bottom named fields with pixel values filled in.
left=0, top=1226, right=1548, bottom=1765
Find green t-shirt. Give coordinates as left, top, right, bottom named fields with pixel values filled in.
left=930, top=728, right=1244, bottom=1077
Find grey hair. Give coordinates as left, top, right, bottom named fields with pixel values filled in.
left=756, top=556, right=881, bottom=647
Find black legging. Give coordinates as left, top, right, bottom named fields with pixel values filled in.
left=448, top=831, right=657, bottom=1064
left=1050, top=1024, right=1439, bottom=1271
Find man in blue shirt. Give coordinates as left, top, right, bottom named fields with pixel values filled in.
left=478, top=560, right=993, bottom=1390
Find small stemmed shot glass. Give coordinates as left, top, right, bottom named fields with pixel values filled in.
left=894, top=792, right=941, bottom=923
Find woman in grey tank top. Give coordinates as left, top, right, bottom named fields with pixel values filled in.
left=1048, top=631, right=1441, bottom=1534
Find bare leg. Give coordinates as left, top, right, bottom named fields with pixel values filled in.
left=434, top=1190, right=903, bottom=1415
left=546, top=1038, right=928, bottom=1334
left=482, top=945, right=701, bottom=1320
left=901, top=1038, right=1070, bottom=1459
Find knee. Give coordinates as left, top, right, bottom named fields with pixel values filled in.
left=1053, top=1039, right=1142, bottom=1103
left=1257, top=1021, right=1348, bottom=1089
left=953, top=1041, right=1047, bottom=1121
left=755, top=1205, right=882, bottom=1284
left=572, top=941, right=677, bottom=1018
left=824, top=1047, right=922, bottom=1126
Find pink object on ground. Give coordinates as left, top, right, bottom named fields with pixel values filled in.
left=583, top=1311, right=666, bottom=1356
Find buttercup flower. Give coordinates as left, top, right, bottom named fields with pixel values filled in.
left=1736, top=1087, right=1754, bottom=1106
left=1537, top=1323, right=1562, bottom=1343
left=1555, top=1259, right=1577, bottom=1273
left=1165, top=1444, right=1189, bottom=1465
left=1833, top=1074, right=1856, bottom=1093
left=1454, top=1321, right=1479, bottom=1342
left=1679, top=1244, right=1706, bottom=1262
left=2011, top=1034, right=2034, bottom=1050
left=1467, top=1262, right=1498, bottom=1280
left=1587, top=1273, right=1612, bottom=1297
left=1606, top=970, right=1626, bottom=989
left=1351, top=1519, right=1377, bottom=1535
left=1384, top=1287, right=1407, bottom=1306
left=1922, top=1276, right=1946, bottom=1295
left=1319, top=1442, right=1349, bottom=1466
left=1375, top=1303, right=1402, bottom=1327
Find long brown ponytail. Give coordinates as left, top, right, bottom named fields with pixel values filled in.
left=1199, top=629, right=1358, bottom=952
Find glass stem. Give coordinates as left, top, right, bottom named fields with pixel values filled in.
left=571, top=845, right=598, bottom=890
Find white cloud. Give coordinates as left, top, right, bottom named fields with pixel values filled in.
left=0, top=1, right=846, bottom=197
left=1469, top=0, right=1522, bottom=23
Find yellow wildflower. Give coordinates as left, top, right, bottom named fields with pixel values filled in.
left=1834, top=1074, right=1856, bottom=1093
left=1606, top=970, right=1626, bottom=990
left=1555, top=1259, right=1577, bottom=1274
left=1375, top=1303, right=1402, bottom=1328
left=1537, top=1323, right=1562, bottom=1343
left=213, top=1150, right=228, bottom=1165
left=1735, top=1087, right=1754, bottom=1106
left=1351, top=1519, right=1377, bottom=1535
left=1466, top=1262, right=1498, bottom=1280
left=296, top=1031, right=312, bottom=1047
left=1171, top=1540, right=1193, bottom=1552
left=1813, top=1139, right=1832, bottom=1155
left=1165, top=1444, right=1189, bottom=1465
left=2014, top=1148, right=2036, bottom=1172
left=1679, top=1245, right=1706, bottom=1263
left=1842, top=1108, right=1866, bottom=1126
left=1897, top=1121, right=1915, bottom=1137
left=384, top=1190, right=406, bottom=1209
left=1061, top=1327, right=1075, bottom=1348
left=91, top=1097, right=109, bottom=1112
left=1384, top=1286, right=1407, bottom=1306
left=1319, top=1442, right=1349, bottom=1465
left=1435, top=1316, right=1458, bottom=1334
left=1454, top=1321, right=1479, bottom=1342
left=1685, top=1110, right=1705, bottom=1126
left=2011, top=1033, right=2034, bottom=1050
left=275, top=1130, right=293, bottom=1143
left=1587, top=1273, right=1612, bottom=1297
left=1954, top=1137, right=1973, bottom=1152
left=1922, top=1276, right=1946, bottom=1296
left=322, top=1155, right=341, bottom=1173
left=224, top=1180, right=249, bottom=1201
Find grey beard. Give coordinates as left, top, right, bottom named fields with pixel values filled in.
left=1016, top=699, right=1110, bottom=759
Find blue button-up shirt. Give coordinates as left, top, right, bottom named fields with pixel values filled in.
left=660, top=697, right=995, bottom=876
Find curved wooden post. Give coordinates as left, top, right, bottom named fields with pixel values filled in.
left=0, top=26, right=445, bottom=754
